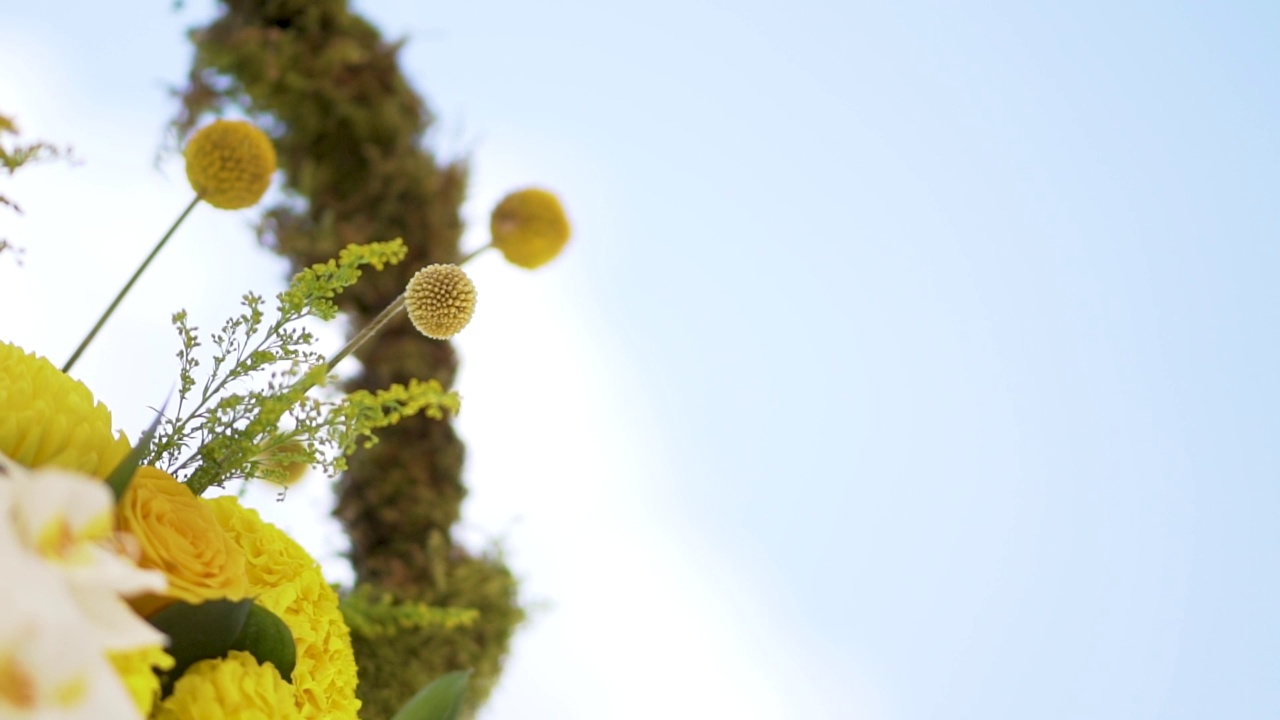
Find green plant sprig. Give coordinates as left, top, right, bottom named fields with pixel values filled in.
left=340, top=584, right=480, bottom=639
left=147, top=239, right=461, bottom=494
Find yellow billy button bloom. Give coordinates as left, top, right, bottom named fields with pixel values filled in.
left=117, top=467, right=249, bottom=611
left=0, top=342, right=131, bottom=478
left=405, top=264, right=477, bottom=340
left=184, top=119, right=277, bottom=210
left=490, top=187, right=571, bottom=269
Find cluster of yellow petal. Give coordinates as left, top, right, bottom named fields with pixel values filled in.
left=183, top=119, right=277, bottom=210
left=0, top=341, right=131, bottom=478
left=490, top=187, right=571, bottom=269
left=108, top=644, right=174, bottom=716
left=155, top=650, right=299, bottom=720
left=208, top=497, right=361, bottom=720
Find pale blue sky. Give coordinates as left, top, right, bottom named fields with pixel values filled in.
left=2, top=2, right=1278, bottom=719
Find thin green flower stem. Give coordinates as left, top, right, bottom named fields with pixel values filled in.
left=324, top=293, right=406, bottom=373
left=458, top=243, right=492, bottom=265
left=63, top=195, right=202, bottom=373
left=322, top=246, right=483, bottom=374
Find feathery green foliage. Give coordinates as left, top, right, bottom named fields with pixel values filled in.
left=341, top=584, right=480, bottom=639
left=148, top=238, right=460, bottom=495
left=0, top=112, right=73, bottom=261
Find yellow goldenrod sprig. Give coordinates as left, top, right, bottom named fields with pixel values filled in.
left=340, top=584, right=480, bottom=639
left=150, top=239, right=466, bottom=495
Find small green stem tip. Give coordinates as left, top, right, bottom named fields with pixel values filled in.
left=458, top=243, right=491, bottom=266
left=324, top=294, right=407, bottom=373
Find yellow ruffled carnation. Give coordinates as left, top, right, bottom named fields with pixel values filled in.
left=490, top=187, right=571, bottom=269
left=184, top=119, right=277, bottom=210
left=117, top=467, right=248, bottom=610
left=108, top=644, right=173, bottom=715
left=208, top=497, right=361, bottom=720
left=154, top=650, right=300, bottom=720
left=0, top=341, right=131, bottom=478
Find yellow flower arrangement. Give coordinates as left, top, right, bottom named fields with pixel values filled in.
left=0, top=341, right=131, bottom=478
left=155, top=650, right=301, bottom=720
left=208, top=496, right=361, bottom=720
left=404, top=264, right=478, bottom=340
left=2, top=96, right=561, bottom=715
left=490, top=187, right=572, bottom=269
left=183, top=119, right=277, bottom=210
left=117, top=467, right=249, bottom=609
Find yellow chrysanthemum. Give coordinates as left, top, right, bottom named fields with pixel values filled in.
left=154, top=650, right=300, bottom=720
left=108, top=644, right=173, bottom=715
left=490, top=187, right=571, bottom=269
left=404, top=264, right=477, bottom=340
left=0, top=341, right=131, bottom=478
left=184, top=119, right=277, bottom=210
left=208, top=497, right=361, bottom=720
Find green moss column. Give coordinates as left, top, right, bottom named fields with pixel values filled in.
left=176, top=2, right=522, bottom=715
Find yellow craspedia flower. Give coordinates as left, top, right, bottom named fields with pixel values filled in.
left=404, top=264, right=477, bottom=340
left=255, top=440, right=310, bottom=487
left=118, top=467, right=249, bottom=610
left=155, top=650, right=301, bottom=720
left=108, top=644, right=174, bottom=715
left=490, top=187, right=571, bottom=269
left=208, top=497, right=361, bottom=720
left=0, top=341, right=131, bottom=478
left=184, top=119, right=277, bottom=210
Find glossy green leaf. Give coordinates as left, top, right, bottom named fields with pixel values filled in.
left=148, top=598, right=253, bottom=695
left=389, top=670, right=471, bottom=720
left=229, top=603, right=297, bottom=681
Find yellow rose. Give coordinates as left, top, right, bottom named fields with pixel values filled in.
left=117, top=467, right=248, bottom=609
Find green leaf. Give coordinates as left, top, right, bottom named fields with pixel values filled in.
left=228, top=603, right=297, bottom=682
left=105, top=401, right=168, bottom=501
left=389, top=670, right=472, bottom=720
left=148, top=598, right=253, bottom=695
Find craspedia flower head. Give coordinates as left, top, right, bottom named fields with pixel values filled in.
left=183, top=119, right=277, bottom=210
left=0, top=341, right=131, bottom=478
left=404, top=264, right=477, bottom=340
left=490, top=187, right=571, bottom=269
